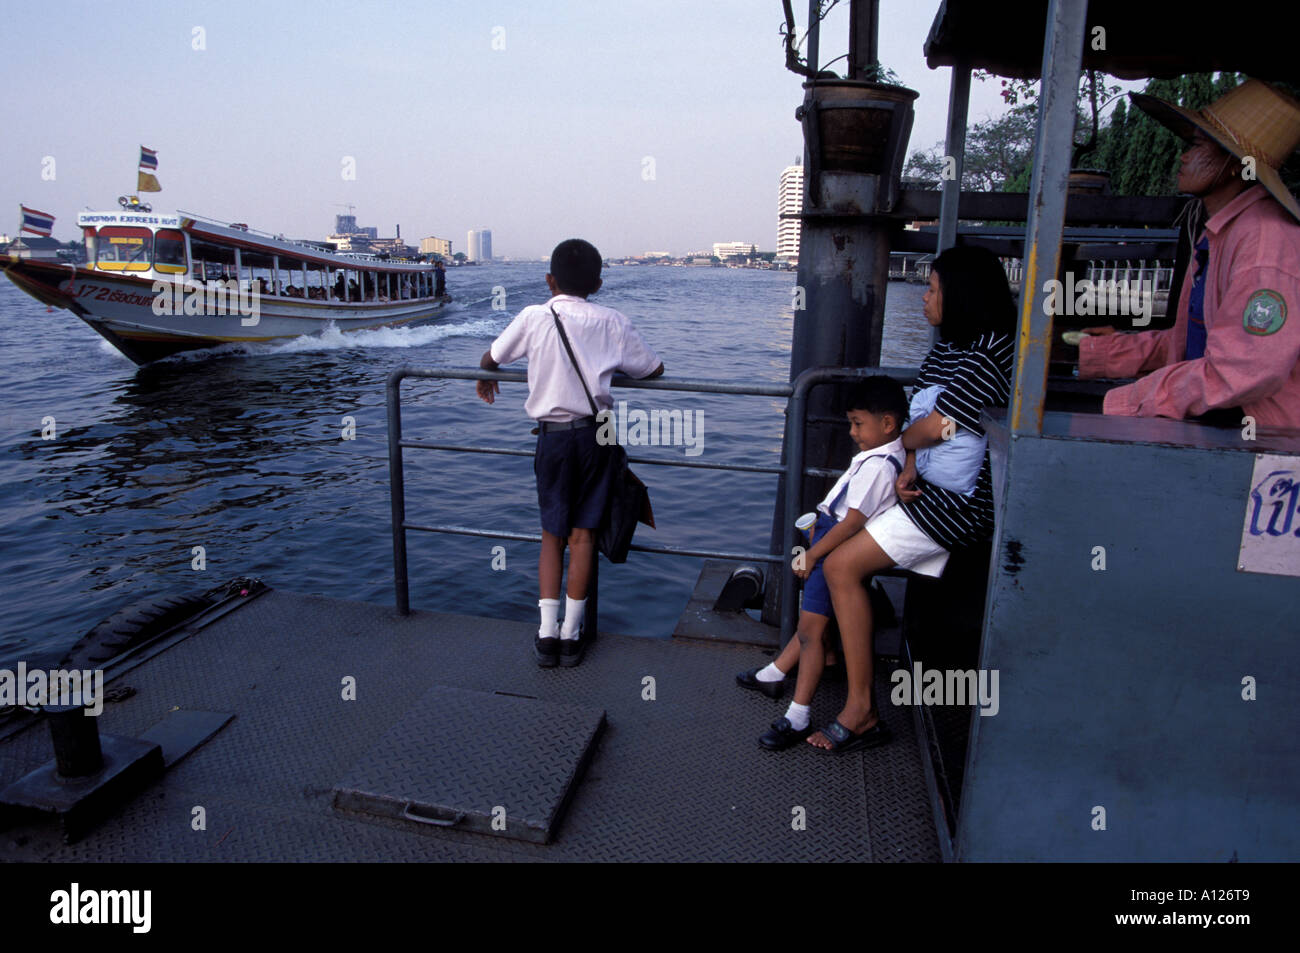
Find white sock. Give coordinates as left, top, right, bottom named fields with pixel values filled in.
left=755, top=662, right=785, bottom=683
left=784, top=702, right=811, bottom=731
left=538, top=599, right=560, bottom=639
left=560, top=596, right=586, bottom=639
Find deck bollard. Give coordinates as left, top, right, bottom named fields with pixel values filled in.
left=45, top=704, right=104, bottom=778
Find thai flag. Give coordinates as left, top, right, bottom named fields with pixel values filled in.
left=20, top=205, right=55, bottom=237
left=139, top=146, right=158, bottom=171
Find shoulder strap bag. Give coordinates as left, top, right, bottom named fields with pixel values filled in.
left=550, top=306, right=655, bottom=563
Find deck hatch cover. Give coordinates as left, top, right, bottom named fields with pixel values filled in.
left=332, top=685, right=605, bottom=844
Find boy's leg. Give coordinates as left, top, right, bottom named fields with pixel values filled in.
left=559, top=527, right=594, bottom=640
left=790, top=611, right=829, bottom=707
left=539, top=529, right=565, bottom=601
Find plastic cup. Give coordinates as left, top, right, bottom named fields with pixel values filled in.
left=795, top=512, right=817, bottom=542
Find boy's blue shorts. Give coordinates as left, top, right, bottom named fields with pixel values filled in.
left=800, top=511, right=839, bottom=618
left=534, top=424, right=614, bottom=537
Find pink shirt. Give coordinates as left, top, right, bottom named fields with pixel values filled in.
left=1079, top=186, right=1300, bottom=430
left=490, top=294, right=661, bottom=423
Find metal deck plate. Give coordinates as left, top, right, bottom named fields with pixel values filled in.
left=332, top=686, right=605, bottom=844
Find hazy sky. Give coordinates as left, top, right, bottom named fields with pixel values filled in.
left=1, top=1, right=1016, bottom=258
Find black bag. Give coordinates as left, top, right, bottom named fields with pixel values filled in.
left=551, top=307, right=654, bottom=563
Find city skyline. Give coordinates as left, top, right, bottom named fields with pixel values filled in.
left=1, top=2, right=1018, bottom=258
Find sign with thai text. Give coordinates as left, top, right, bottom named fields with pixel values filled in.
left=1239, top=454, right=1300, bottom=577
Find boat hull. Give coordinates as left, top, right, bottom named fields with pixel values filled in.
left=3, top=257, right=450, bottom=365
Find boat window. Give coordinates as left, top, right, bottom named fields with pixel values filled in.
left=154, top=228, right=187, bottom=274
left=83, top=228, right=96, bottom=263
left=95, top=226, right=154, bottom=272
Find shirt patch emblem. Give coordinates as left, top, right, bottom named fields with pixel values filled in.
left=1242, top=289, right=1287, bottom=335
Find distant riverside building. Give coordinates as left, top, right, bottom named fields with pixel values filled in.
left=2, top=236, right=63, bottom=260
left=713, top=241, right=757, bottom=259
left=420, top=236, right=452, bottom=258
left=467, top=228, right=493, bottom=262
left=778, top=161, right=804, bottom=261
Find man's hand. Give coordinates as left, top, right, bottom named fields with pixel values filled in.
left=896, top=457, right=921, bottom=503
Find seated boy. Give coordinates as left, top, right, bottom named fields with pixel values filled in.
left=735, top=376, right=908, bottom=749
left=476, top=239, right=664, bottom=668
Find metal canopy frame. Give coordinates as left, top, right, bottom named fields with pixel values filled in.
left=924, top=0, right=1300, bottom=82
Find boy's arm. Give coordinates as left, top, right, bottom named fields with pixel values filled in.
left=805, top=508, right=868, bottom=565
left=478, top=309, right=529, bottom=404
left=477, top=350, right=500, bottom=403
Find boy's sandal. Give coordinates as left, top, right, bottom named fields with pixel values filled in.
left=813, top=718, right=891, bottom=754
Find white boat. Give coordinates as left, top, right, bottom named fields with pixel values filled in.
left=2, top=206, right=451, bottom=365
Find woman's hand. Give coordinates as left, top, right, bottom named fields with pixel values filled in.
left=896, top=458, right=922, bottom=503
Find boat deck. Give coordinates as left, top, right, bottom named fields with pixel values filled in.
left=0, top=588, right=939, bottom=862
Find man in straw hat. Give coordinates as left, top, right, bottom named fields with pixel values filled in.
left=1075, top=78, right=1300, bottom=430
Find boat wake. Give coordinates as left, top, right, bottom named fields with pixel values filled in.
left=101, top=316, right=502, bottom=365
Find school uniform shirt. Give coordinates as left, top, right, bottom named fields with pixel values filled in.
left=1079, top=186, right=1300, bottom=429
left=490, top=294, right=662, bottom=423
left=816, top=437, right=906, bottom=523
left=901, top=332, right=1015, bottom=551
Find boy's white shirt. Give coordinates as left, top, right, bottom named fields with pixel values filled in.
left=490, top=294, right=661, bottom=422
left=816, top=437, right=905, bottom=523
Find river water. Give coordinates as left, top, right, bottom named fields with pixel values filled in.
left=0, top=264, right=932, bottom=665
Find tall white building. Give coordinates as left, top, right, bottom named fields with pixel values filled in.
left=467, top=228, right=493, bottom=262
left=778, top=161, right=804, bottom=262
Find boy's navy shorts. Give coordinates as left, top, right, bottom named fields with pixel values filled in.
left=800, top=511, right=839, bottom=618
left=534, top=424, right=613, bottom=537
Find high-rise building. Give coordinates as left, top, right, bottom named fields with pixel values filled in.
left=467, top=228, right=493, bottom=262
left=778, top=160, right=804, bottom=261
left=420, top=236, right=452, bottom=257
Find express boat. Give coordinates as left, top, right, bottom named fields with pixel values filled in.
left=2, top=205, right=451, bottom=365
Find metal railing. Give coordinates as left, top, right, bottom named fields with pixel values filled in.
left=386, top=364, right=918, bottom=644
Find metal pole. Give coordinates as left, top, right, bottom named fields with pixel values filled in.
left=1011, top=0, right=1089, bottom=436
left=387, top=367, right=411, bottom=615
left=806, top=0, right=819, bottom=77
left=938, top=64, right=971, bottom=255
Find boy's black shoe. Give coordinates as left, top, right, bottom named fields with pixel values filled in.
left=559, top=625, right=586, bottom=667
left=535, top=634, right=560, bottom=668
left=759, top=717, right=812, bottom=750
left=736, top=667, right=785, bottom=699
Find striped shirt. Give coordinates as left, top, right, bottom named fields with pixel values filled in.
left=901, top=332, right=1014, bottom=551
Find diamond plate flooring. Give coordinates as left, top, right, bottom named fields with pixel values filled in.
left=0, top=589, right=940, bottom=862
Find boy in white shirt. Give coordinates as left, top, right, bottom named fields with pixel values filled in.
left=735, top=376, right=907, bottom=750
left=477, top=239, right=664, bottom=668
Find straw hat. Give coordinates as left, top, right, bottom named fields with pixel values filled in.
left=1130, top=78, right=1300, bottom=222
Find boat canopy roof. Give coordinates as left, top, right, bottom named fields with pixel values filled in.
left=77, top=209, right=431, bottom=273
left=924, top=0, right=1300, bottom=82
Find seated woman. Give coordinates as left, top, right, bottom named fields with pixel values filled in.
left=809, top=245, right=1016, bottom=753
